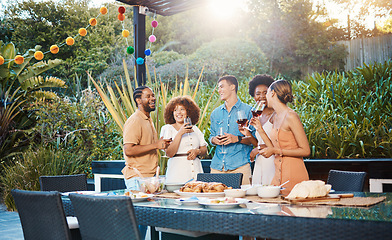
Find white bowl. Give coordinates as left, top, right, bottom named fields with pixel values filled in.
left=224, top=189, right=246, bottom=198
left=165, top=183, right=185, bottom=193
left=241, top=184, right=261, bottom=196
left=257, top=185, right=281, bottom=198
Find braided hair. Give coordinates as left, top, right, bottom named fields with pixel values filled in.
left=133, top=86, right=149, bottom=105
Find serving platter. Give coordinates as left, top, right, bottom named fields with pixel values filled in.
left=174, top=190, right=225, bottom=198
left=129, top=194, right=154, bottom=202
left=61, top=191, right=100, bottom=196
left=198, top=198, right=249, bottom=209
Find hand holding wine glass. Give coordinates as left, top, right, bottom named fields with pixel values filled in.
left=218, top=127, right=227, bottom=154
left=237, top=110, right=251, bottom=135
left=161, top=131, right=172, bottom=157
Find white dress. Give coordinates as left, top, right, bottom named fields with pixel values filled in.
left=253, top=115, right=275, bottom=185
left=160, top=124, right=207, bottom=184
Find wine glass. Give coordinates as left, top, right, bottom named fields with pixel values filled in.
left=184, top=116, right=193, bottom=149
left=161, top=130, right=171, bottom=158
left=237, top=110, right=251, bottom=131
left=219, top=127, right=227, bottom=154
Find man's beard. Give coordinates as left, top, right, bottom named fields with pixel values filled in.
left=142, top=101, right=155, bottom=112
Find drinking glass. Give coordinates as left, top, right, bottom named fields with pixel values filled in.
left=236, top=110, right=247, bottom=127
left=219, top=127, right=227, bottom=154
left=184, top=116, right=193, bottom=149
left=162, top=130, right=171, bottom=158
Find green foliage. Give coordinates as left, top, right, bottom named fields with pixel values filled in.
left=32, top=90, right=123, bottom=164
left=151, top=51, right=185, bottom=67
left=0, top=145, right=90, bottom=210
left=292, top=60, right=392, bottom=158
left=156, top=38, right=268, bottom=83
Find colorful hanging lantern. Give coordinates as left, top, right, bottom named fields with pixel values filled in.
left=50, top=45, right=59, bottom=54
left=118, top=13, right=125, bottom=21
left=34, top=51, right=44, bottom=60
left=0, top=56, right=4, bottom=65
left=100, top=7, right=108, bottom=15
left=89, top=18, right=97, bottom=26
left=66, top=37, right=75, bottom=46
left=127, top=46, right=135, bottom=54
left=148, top=35, right=156, bottom=43
left=151, top=20, right=158, bottom=28
left=79, top=28, right=87, bottom=36
left=122, top=30, right=130, bottom=38
left=118, top=6, right=126, bottom=14
left=144, top=49, right=151, bottom=56
left=14, top=55, right=24, bottom=64
left=136, top=57, right=144, bottom=65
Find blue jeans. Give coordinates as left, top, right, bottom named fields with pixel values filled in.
left=124, top=177, right=146, bottom=239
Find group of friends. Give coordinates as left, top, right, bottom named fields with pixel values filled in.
left=121, top=74, right=310, bottom=197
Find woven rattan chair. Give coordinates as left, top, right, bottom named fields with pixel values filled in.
left=40, top=174, right=87, bottom=192
left=69, top=194, right=141, bottom=240
left=11, top=189, right=81, bottom=240
left=327, top=170, right=367, bottom=191
left=197, top=173, right=243, bottom=188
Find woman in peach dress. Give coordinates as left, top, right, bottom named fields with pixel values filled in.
left=250, top=80, right=310, bottom=195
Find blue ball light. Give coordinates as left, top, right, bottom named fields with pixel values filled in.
left=136, top=57, right=144, bottom=65
left=144, top=49, right=151, bottom=56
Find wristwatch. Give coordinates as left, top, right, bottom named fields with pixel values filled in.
left=237, top=136, right=242, bottom=143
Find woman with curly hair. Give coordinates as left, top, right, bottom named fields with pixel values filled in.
left=250, top=80, right=310, bottom=195
left=160, top=96, right=208, bottom=183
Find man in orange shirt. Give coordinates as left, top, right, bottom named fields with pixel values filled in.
left=122, top=86, right=171, bottom=190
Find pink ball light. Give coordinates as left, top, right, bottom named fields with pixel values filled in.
left=151, top=20, right=158, bottom=28
left=149, top=35, right=156, bottom=43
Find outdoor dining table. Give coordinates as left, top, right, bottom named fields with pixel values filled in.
left=62, top=191, right=392, bottom=240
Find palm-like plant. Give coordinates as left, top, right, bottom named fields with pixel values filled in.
left=90, top=60, right=219, bottom=173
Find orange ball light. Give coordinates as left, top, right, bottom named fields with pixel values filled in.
left=118, top=13, right=125, bottom=21
left=79, top=28, right=87, bottom=36
left=122, top=29, right=130, bottom=37
left=14, top=55, right=24, bottom=65
left=66, top=37, right=75, bottom=46
left=100, top=7, right=108, bottom=15
left=34, top=51, right=44, bottom=60
left=89, top=18, right=97, bottom=26
left=50, top=45, right=59, bottom=54
left=0, top=56, right=4, bottom=65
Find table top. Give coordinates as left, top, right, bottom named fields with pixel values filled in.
left=62, top=191, right=392, bottom=239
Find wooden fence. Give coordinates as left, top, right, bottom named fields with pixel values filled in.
left=338, top=34, right=392, bottom=71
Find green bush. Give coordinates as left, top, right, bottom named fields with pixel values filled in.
left=152, top=50, right=185, bottom=67
left=0, top=145, right=90, bottom=211
left=156, top=38, right=268, bottom=83
left=292, top=61, right=392, bottom=158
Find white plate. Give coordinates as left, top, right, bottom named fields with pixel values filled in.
left=175, top=197, right=202, bottom=206
left=61, top=191, right=99, bottom=196
left=130, top=194, right=153, bottom=202
left=329, top=189, right=335, bottom=193
left=174, top=190, right=225, bottom=198
left=198, top=198, right=248, bottom=209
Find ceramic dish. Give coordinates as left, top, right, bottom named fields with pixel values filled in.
left=198, top=198, right=248, bottom=209
left=61, top=191, right=100, bottom=196
left=174, top=197, right=202, bottom=206
left=129, top=194, right=153, bottom=202
left=174, top=190, right=225, bottom=198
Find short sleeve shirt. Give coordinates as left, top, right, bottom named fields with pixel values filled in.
left=122, top=110, right=158, bottom=179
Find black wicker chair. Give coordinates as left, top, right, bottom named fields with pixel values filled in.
left=40, top=174, right=87, bottom=192
left=69, top=194, right=141, bottom=240
left=11, top=189, right=81, bottom=240
left=196, top=173, right=243, bottom=188
left=327, top=170, right=367, bottom=191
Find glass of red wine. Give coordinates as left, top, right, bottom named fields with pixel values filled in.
left=236, top=110, right=247, bottom=127
left=219, top=127, right=227, bottom=154
left=251, top=101, right=265, bottom=118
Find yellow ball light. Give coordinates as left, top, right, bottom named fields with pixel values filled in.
left=14, top=55, right=24, bottom=65
left=34, top=51, right=44, bottom=60
left=50, top=45, right=59, bottom=54
left=66, top=37, right=75, bottom=46
left=89, top=18, right=97, bottom=26
left=0, top=56, right=4, bottom=65
left=122, top=29, right=130, bottom=38
left=100, top=7, right=108, bottom=15
left=79, top=28, right=87, bottom=36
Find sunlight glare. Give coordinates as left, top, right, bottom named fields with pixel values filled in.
left=207, top=0, right=246, bottom=20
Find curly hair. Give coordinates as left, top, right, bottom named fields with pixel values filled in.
left=164, top=95, right=200, bottom=124
left=248, top=74, right=275, bottom=97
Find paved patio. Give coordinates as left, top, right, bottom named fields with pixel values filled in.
left=0, top=203, right=23, bottom=239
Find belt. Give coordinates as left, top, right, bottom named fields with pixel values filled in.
left=173, top=153, right=189, bottom=157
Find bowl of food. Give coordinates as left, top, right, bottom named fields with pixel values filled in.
left=241, top=184, right=261, bottom=196
left=138, top=177, right=165, bottom=194
left=257, top=185, right=281, bottom=198
left=224, top=189, right=246, bottom=198
left=165, top=183, right=185, bottom=193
